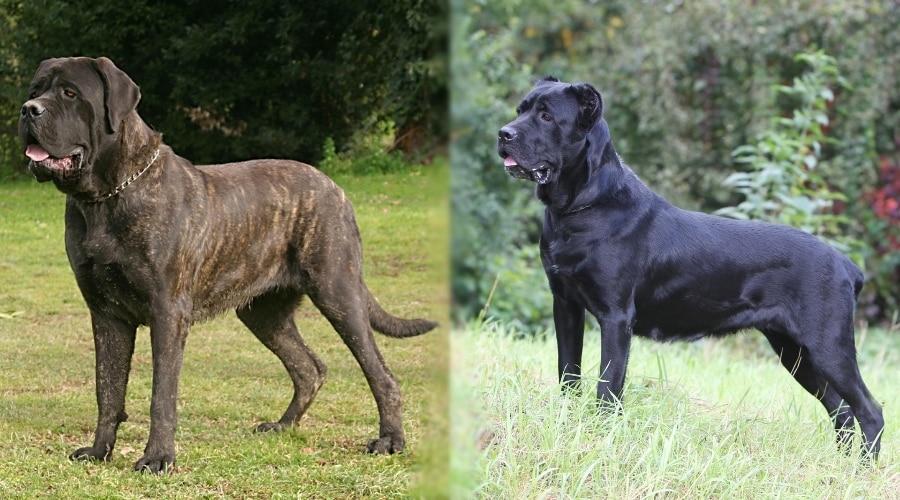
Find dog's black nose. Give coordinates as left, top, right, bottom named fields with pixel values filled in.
left=21, top=100, right=45, bottom=119
left=498, top=126, right=517, bottom=142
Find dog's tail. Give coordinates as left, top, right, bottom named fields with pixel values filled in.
left=851, top=264, right=865, bottom=300
left=367, top=290, right=438, bottom=338
left=840, top=257, right=865, bottom=300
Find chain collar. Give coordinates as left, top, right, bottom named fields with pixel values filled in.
left=87, top=148, right=160, bottom=204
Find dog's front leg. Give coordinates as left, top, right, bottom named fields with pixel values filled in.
left=596, top=313, right=634, bottom=407
left=553, top=294, right=585, bottom=390
left=71, top=313, right=136, bottom=462
left=134, top=307, right=190, bottom=473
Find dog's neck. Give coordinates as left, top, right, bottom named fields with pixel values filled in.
left=85, top=148, right=161, bottom=203
left=536, top=119, right=636, bottom=215
left=78, top=113, right=163, bottom=204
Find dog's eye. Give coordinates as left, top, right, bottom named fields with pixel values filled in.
left=541, top=112, right=553, bottom=122
left=63, top=89, right=77, bottom=99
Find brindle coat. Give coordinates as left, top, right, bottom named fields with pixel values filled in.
left=19, top=56, right=436, bottom=473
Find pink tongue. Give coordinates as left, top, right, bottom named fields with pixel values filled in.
left=26, top=144, right=51, bottom=162
left=504, top=156, right=518, bottom=167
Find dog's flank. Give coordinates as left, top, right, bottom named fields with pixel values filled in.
left=498, top=76, right=883, bottom=460
left=19, top=56, right=436, bottom=473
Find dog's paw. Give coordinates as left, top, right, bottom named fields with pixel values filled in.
left=860, top=442, right=880, bottom=464
left=254, top=422, right=288, bottom=433
left=366, top=435, right=404, bottom=455
left=69, top=445, right=112, bottom=462
left=133, top=452, right=175, bottom=474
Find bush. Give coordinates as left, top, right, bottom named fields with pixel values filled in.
left=857, top=157, right=900, bottom=318
left=450, top=0, right=551, bottom=328
left=478, top=245, right=554, bottom=334
left=716, top=51, right=864, bottom=264
left=319, top=121, right=411, bottom=177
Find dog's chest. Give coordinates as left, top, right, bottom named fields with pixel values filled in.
left=66, top=221, right=155, bottom=322
left=540, top=224, right=602, bottom=280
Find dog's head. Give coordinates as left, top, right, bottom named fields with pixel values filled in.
left=18, top=57, right=140, bottom=192
left=498, top=76, right=603, bottom=185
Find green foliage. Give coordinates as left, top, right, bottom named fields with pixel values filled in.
left=479, top=245, right=553, bottom=334
left=0, top=0, right=445, bottom=171
left=716, top=51, right=864, bottom=264
left=319, top=137, right=352, bottom=176
left=0, top=2, right=24, bottom=179
left=0, top=133, right=20, bottom=181
left=450, top=0, right=552, bottom=328
left=319, top=121, right=411, bottom=176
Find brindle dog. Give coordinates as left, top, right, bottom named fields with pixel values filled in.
left=19, top=56, right=437, bottom=473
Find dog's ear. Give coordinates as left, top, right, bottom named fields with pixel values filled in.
left=539, top=75, right=560, bottom=84
left=92, top=57, right=141, bottom=134
left=34, top=58, right=63, bottom=78
left=572, top=83, right=603, bottom=131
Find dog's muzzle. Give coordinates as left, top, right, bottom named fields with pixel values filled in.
left=498, top=126, right=552, bottom=184
left=504, top=157, right=551, bottom=184
left=25, top=144, right=85, bottom=183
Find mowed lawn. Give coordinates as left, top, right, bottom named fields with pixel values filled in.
left=453, top=322, right=900, bottom=498
left=0, top=161, right=448, bottom=499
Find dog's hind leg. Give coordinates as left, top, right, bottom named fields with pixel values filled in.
left=309, top=278, right=409, bottom=455
left=762, top=330, right=856, bottom=450
left=236, top=290, right=327, bottom=432
left=801, top=329, right=883, bottom=460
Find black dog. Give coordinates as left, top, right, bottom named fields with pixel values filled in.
left=18, top=57, right=437, bottom=473
left=498, top=76, right=883, bottom=458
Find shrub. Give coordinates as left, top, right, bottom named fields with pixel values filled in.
left=857, top=157, right=900, bottom=319
left=478, top=245, right=554, bottom=335
left=450, top=0, right=548, bottom=327
left=319, top=121, right=410, bottom=177
left=716, top=51, right=864, bottom=264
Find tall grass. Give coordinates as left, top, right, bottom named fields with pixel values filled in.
left=454, top=322, right=900, bottom=498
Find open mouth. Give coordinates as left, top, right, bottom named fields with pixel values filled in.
left=25, top=143, right=84, bottom=181
left=503, top=156, right=551, bottom=184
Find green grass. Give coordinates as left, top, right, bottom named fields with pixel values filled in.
left=453, top=322, right=900, bottom=498
left=0, top=160, right=449, bottom=498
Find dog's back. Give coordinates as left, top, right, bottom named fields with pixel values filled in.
left=628, top=192, right=862, bottom=341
